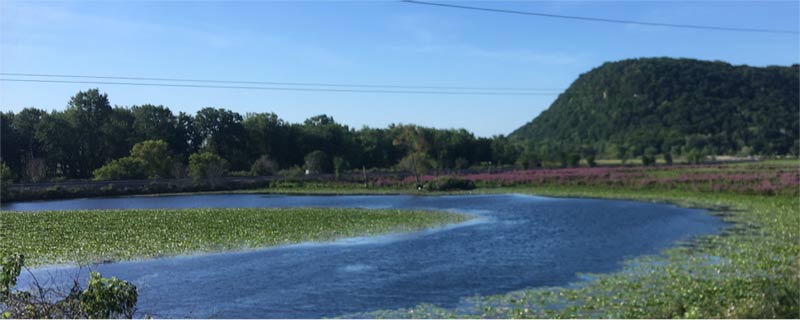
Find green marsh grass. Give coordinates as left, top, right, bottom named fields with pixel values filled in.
left=0, top=208, right=470, bottom=266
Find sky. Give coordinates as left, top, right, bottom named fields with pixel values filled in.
left=1, top=0, right=798, bottom=137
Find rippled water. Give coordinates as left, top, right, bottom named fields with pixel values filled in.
left=6, top=194, right=722, bottom=318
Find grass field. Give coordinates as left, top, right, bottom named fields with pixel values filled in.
left=0, top=208, right=470, bottom=266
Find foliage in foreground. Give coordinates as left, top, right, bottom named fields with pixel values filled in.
left=0, top=208, right=469, bottom=266
left=1, top=254, right=137, bottom=319
left=348, top=188, right=800, bottom=319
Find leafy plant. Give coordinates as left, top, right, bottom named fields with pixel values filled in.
left=81, top=272, right=137, bottom=319
left=92, top=157, right=146, bottom=181
left=1, top=254, right=137, bottom=319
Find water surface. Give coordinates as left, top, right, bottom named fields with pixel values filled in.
left=5, top=194, right=722, bottom=318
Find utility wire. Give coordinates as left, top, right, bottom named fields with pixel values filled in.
left=0, top=73, right=561, bottom=92
left=402, top=0, right=800, bottom=35
left=0, top=78, right=559, bottom=96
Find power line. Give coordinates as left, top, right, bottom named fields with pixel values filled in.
left=0, top=73, right=561, bottom=92
left=0, top=78, right=560, bottom=96
left=402, top=0, right=800, bottom=35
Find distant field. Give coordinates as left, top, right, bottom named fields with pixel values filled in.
left=0, top=208, right=470, bottom=266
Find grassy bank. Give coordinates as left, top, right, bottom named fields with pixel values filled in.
left=0, top=208, right=470, bottom=267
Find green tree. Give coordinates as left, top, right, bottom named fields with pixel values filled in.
left=304, top=150, right=331, bottom=174
left=1, top=162, right=14, bottom=199
left=567, top=152, right=581, bottom=168
left=642, top=147, right=658, bottom=166
left=12, top=108, right=46, bottom=162
left=580, top=145, right=597, bottom=167
left=188, top=152, right=229, bottom=184
left=250, top=155, right=277, bottom=176
left=130, top=140, right=173, bottom=179
left=194, top=108, right=249, bottom=170
left=663, top=152, right=673, bottom=165
left=392, top=125, right=430, bottom=187
left=516, top=148, right=541, bottom=169
left=398, top=152, right=435, bottom=184
left=332, top=156, right=349, bottom=179
left=243, top=113, right=290, bottom=167
left=65, top=89, right=114, bottom=177
left=35, top=112, right=79, bottom=177
left=0, top=112, right=22, bottom=176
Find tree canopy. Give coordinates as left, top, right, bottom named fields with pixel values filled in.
left=510, top=57, right=799, bottom=157
left=0, top=89, right=511, bottom=182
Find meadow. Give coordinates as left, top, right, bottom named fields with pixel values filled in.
left=0, top=208, right=470, bottom=266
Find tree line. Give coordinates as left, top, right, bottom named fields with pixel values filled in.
left=1, top=89, right=526, bottom=183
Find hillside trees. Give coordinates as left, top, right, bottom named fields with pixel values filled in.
left=510, top=58, right=799, bottom=157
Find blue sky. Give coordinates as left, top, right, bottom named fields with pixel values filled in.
left=1, top=0, right=798, bottom=137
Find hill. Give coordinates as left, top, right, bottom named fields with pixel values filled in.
left=509, top=57, right=799, bottom=156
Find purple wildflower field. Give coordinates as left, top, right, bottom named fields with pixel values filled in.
left=373, top=163, right=800, bottom=195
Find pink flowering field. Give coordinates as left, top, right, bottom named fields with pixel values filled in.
left=372, top=161, right=799, bottom=195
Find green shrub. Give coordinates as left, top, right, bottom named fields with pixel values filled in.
left=425, top=176, right=476, bottom=191
left=0, top=162, right=14, bottom=185
left=92, top=157, right=146, bottom=181
left=130, top=140, right=173, bottom=179
left=251, top=155, right=278, bottom=176
left=81, top=272, right=137, bottom=319
left=333, top=157, right=348, bottom=179
left=304, top=150, right=331, bottom=174
left=278, top=166, right=304, bottom=179
left=188, top=152, right=229, bottom=183
left=1, top=253, right=137, bottom=319
left=642, top=147, right=658, bottom=166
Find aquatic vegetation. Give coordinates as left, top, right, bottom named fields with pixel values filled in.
left=0, top=208, right=469, bottom=266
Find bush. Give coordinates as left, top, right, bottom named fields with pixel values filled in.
left=642, top=147, right=658, bottom=166
left=304, top=150, right=331, bottom=174
left=663, top=152, right=673, bottom=165
left=332, top=156, right=349, bottom=179
left=81, top=272, right=138, bottom=319
left=129, top=140, right=173, bottom=179
left=1, top=254, right=137, bottom=319
left=278, top=166, right=304, bottom=179
left=0, top=162, right=13, bottom=199
left=424, top=176, right=476, bottom=191
left=92, top=157, right=146, bottom=181
left=567, top=153, right=581, bottom=168
left=188, top=152, right=229, bottom=183
left=251, top=155, right=278, bottom=176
